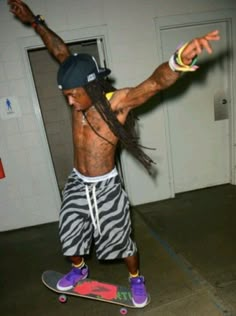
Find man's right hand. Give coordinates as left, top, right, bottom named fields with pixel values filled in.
left=9, top=0, right=72, bottom=64
left=8, top=0, right=35, bottom=24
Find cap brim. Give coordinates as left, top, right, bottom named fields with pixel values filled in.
left=98, top=68, right=111, bottom=78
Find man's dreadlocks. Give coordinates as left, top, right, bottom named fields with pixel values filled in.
left=83, top=78, right=155, bottom=173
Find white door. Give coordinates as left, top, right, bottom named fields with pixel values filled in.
left=159, top=20, right=231, bottom=193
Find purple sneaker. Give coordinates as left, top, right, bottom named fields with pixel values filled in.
left=57, top=265, right=89, bottom=291
left=129, top=276, right=148, bottom=307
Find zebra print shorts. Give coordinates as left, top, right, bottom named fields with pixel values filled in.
left=59, top=168, right=137, bottom=260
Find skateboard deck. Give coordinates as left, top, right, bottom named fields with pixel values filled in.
left=42, top=270, right=150, bottom=309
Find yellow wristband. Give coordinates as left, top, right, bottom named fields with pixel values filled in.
left=176, top=43, right=189, bottom=67
left=173, top=42, right=199, bottom=71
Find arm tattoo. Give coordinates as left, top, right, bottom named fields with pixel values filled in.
left=35, top=25, right=70, bottom=63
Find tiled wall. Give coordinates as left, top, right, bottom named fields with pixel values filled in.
left=0, top=0, right=235, bottom=231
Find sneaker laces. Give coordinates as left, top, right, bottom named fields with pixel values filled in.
left=131, top=277, right=146, bottom=296
left=133, top=285, right=145, bottom=296
left=65, top=267, right=81, bottom=281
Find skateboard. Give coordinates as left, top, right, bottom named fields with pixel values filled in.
left=42, top=270, right=150, bottom=314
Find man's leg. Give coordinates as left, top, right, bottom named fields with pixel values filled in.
left=57, top=171, right=92, bottom=290
left=124, top=254, right=139, bottom=275
left=124, top=254, right=148, bottom=307
left=70, top=255, right=84, bottom=266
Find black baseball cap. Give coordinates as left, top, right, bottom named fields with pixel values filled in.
left=57, top=53, right=111, bottom=90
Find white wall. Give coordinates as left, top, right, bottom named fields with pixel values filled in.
left=0, top=0, right=235, bottom=231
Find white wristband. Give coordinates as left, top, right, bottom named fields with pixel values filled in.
left=168, top=55, right=177, bottom=72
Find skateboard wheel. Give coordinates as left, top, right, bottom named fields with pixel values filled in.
left=59, top=294, right=67, bottom=303
left=120, top=307, right=128, bottom=315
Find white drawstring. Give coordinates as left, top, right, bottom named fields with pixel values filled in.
left=92, top=185, right=101, bottom=235
left=85, top=185, right=101, bottom=235
left=73, top=167, right=118, bottom=236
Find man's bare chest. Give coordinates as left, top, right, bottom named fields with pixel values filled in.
left=72, top=108, right=117, bottom=147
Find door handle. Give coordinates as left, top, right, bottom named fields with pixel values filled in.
left=214, top=90, right=229, bottom=121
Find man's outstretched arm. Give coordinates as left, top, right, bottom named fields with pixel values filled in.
left=149, top=30, right=220, bottom=90
left=116, top=30, right=220, bottom=110
left=8, top=0, right=70, bottom=63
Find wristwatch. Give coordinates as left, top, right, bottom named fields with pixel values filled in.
left=31, top=15, right=46, bottom=28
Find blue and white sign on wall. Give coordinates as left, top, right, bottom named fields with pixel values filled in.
left=0, top=97, right=22, bottom=120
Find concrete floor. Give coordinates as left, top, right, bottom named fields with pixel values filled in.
left=1, top=184, right=236, bottom=315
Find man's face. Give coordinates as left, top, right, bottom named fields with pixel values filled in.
left=63, top=86, right=92, bottom=111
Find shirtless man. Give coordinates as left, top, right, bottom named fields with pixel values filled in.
left=9, top=0, right=220, bottom=307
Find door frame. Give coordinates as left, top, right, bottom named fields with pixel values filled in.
left=154, top=10, right=236, bottom=197
left=18, top=25, right=112, bottom=208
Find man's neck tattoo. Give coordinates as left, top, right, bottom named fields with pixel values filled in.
left=81, top=106, right=95, bottom=125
